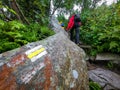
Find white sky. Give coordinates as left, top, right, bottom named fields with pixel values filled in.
left=98, top=0, right=117, bottom=6
left=73, top=0, right=117, bottom=12
left=74, top=0, right=117, bottom=10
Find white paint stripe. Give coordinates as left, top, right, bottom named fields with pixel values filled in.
left=31, top=51, right=47, bottom=62
left=25, top=45, right=42, bottom=55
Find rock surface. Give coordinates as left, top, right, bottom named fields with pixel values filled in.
left=96, top=53, right=120, bottom=61
left=0, top=16, right=89, bottom=90
left=50, top=15, right=68, bottom=36
left=89, top=68, right=120, bottom=90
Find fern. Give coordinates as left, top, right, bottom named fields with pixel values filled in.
left=109, top=41, right=119, bottom=49
left=14, top=39, right=28, bottom=45
left=8, top=21, right=25, bottom=31
left=4, top=31, right=22, bottom=39
left=39, top=26, right=54, bottom=39
left=0, top=20, right=54, bottom=53
left=1, top=42, right=20, bottom=52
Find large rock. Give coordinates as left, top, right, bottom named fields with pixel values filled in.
left=89, top=68, right=120, bottom=90
left=50, top=15, right=68, bottom=36
left=0, top=16, right=89, bottom=90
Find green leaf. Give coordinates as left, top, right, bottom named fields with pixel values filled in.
left=0, top=20, right=5, bottom=27
left=89, top=81, right=101, bottom=90
left=109, top=41, right=119, bottom=49
left=5, top=6, right=17, bottom=15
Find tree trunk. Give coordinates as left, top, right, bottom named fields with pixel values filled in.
left=10, top=0, right=22, bottom=22
left=10, top=0, right=29, bottom=24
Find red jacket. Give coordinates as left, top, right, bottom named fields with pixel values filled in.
left=66, top=15, right=82, bottom=31
left=66, top=15, right=75, bottom=31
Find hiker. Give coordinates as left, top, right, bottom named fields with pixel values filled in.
left=59, top=21, right=65, bottom=29
left=66, top=14, right=82, bottom=44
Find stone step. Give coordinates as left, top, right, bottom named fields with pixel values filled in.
left=79, top=44, right=91, bottom=49
left=96, top=53, right=120, bottom=61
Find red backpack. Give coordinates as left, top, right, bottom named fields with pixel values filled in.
left=66, top=15, right=75, bottom=31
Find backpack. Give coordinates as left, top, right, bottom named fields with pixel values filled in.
left=74, top=14, right=81, bottom=22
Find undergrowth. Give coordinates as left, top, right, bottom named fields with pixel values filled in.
left=0, top=20, right=54, bottom=53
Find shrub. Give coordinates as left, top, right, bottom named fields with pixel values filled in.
left=80, top=3, right=120, bottom=54
left=0, top=20, right=54, bottom=53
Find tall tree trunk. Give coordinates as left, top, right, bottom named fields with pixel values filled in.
left=10, top=0, right=22, bottom=22
left=10, top=0, right=30, bottom=24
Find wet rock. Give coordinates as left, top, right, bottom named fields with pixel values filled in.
left=0, top=16, right=89, bottom=90
left=89, top=68, right=120, bottom=90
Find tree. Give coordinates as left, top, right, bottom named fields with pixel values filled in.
left=1, top=0, right=102, bottom=24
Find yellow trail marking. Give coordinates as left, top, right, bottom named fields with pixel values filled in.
left=27, top=48, right=45, bottom=59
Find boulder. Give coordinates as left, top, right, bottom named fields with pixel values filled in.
left=88, top=68, right=120, bottom=90
left=0, top=16, right=89, bottom=90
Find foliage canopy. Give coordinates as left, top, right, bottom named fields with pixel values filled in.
left=80, top=2, right=120, bottom=54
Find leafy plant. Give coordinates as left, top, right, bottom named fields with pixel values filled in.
left=89, top=81, right=101, bottom=90
left=0, top=41, right=20, bottom=53
left=40, top=26, right=54, bottom=39
left=0, top=20, right=54, bottom=53
left=80, top=3, right=120, bottom=54
left=107, top=61, right=114, bottom=69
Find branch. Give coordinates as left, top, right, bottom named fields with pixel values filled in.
left=51, top=0, right=63, bottom=15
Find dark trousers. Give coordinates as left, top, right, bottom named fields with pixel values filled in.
left=70, top=27, right=80, bottom=44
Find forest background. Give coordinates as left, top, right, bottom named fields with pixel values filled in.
left=0, top=0, right=120, bottom=56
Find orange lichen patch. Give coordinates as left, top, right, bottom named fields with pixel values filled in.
left=44, top=56, right=52, bottom=90
left=35, top=82, right=44, bottom=90
left=9, top=54, right=28, bottom=67
left=0, top=64, right=17, bottom=90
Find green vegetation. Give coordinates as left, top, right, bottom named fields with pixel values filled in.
left=80, top=3, right=120, bottom=54
left=1, top=0, right=120, bottom=55
left=89, top=81, right=101, bottom=90
left=57, top=2, right=120, bottom=55
left=0, top=20, right=54, bottom=53
left=107, top=61, right=114, bottom=69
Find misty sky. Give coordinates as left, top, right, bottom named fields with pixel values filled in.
left=99, top=0, right=117, bottom=5
left=56, top=0, right=117, bottom=18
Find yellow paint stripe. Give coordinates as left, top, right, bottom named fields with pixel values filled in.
left=27, top=48, right=45, bottom=59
